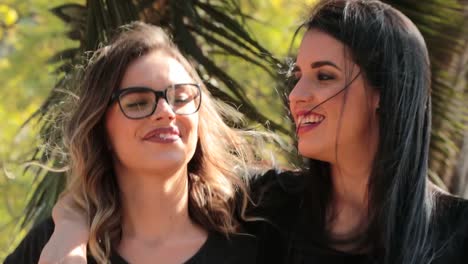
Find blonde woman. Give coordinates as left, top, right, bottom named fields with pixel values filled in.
left=4, top=22, right=276, bottom=264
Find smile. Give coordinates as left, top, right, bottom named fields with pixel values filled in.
left=295, top=111, right=325, bottom=135
left=143, top=127, right=181, bottom=143
left=299, top=114, right=324, bottom=125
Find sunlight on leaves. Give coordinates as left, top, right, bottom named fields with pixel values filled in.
left=0, top=4, right=19, bottom=27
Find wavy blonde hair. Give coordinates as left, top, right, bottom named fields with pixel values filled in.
left=61, top=22, right=276, bottom=263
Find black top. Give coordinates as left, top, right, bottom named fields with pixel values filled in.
left=247, top=169, right=468, bottom=264
left=5, top=169, right=468, bottom=264
left=3, top=218, right=257, bottom=264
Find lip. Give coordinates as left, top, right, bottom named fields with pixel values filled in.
left=294, top=110, right=325, bottom=136
left=296, top=122, right=322, bottom=135
left=143, top=126, right=181, bottom=143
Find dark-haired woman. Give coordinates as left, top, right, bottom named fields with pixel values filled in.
left=24, top=0, right=468, bottom=263
left=260, top=0, right=468, bottom=263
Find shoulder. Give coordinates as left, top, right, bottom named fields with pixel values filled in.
left=248, top=167, right=305, bottom=189
left=433, top=193, right=468, bottom=229
left=431, top=193, right=468, bottom=263
left=4, top=218, right=55, bottom=264
left=240, top=169, right=307, bottom=264
left=248, top=168, right=305, bottom=203
left=247, top=168, right=305, bottom=223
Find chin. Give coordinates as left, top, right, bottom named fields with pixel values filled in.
left=298, top=143, right=325, bottom=161
left=137, top=150, right=184, bottom=165
left=141, top=160, right=187, bottom=175
left=154, top=155, right=187, bottom=165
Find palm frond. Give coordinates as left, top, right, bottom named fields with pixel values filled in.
left=384, top=0, right=468, bottom=192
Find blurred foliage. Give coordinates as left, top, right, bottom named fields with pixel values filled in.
left=0, top=4, right=19, bottom=28
left=384, top=0, right=468, bottom=190
left=211, top=0, right=316, bottom=134
left=0, top=0, right=81, bottom=259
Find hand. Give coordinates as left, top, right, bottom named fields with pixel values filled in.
left=38, top=193, right=89, bottom=264
left=51, top=192, right=88, bottom=226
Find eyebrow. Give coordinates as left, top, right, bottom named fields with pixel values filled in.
left=311, top=60, right=341, bottom=71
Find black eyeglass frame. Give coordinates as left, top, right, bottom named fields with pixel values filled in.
left=109, top=83, right=202, bottom=119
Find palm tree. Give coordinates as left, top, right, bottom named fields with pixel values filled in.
left=442, top=34, right=468, bottom=195
left=384, top=0, right=468, bottom=191
left=19, top=0, right=468, bottom=234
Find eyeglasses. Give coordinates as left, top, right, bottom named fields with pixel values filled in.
left=110, top=83, right=202, bottom=119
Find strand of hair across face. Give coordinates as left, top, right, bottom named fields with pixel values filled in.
left=296, top=71, right=361, bottom=135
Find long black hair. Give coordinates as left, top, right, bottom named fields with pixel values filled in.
left=298, top=1, right=434, bottom=263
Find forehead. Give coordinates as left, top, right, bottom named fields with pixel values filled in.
left=120, top=50, right=194, bottom=89
left=296, top=29, right=347, bottom=68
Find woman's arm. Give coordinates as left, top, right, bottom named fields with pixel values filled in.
left=38, top=194, right=89, bottom=264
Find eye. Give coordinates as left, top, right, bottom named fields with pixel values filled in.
left=120, top=92, right=154, bottom=109
left=125, top=100, right=150, bottom=108
left=317, top=72, right=335, bottom=81
left=174, top=95, right=190, bottom=104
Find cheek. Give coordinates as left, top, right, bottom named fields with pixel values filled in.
left=339, top=89, right=376, bottom=138
left=178, top=113, right=199, bottom=145
left=182, top=115, right=199, bottom=161
left=105, top=108, right=135, bottom=152
left=188, top=115, right=199, bottom=143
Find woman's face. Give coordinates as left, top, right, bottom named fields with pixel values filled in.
left=105, top=50, right=199, bottom=175
left=289, top=29, right=379, bottom=163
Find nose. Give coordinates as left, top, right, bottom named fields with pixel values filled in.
left=150, top=98, right=176, bottom=121
left=288, top=78, right=315, bottom=107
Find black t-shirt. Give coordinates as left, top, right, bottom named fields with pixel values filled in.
left=247, top=169, right=468, bottom=264
left=3, top=218, right=258, bottom=264
left=5, top=169, right=468, bottom=264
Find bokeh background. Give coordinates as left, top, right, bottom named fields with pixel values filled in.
left=0, top=0, right=467, bottom=260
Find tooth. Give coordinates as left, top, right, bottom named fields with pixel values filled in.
left=300, top=114, right=326, bottom=124
left=303, top=114, right=324, bottom=124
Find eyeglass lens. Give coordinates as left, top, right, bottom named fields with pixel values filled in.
left=119, top=84, right=200, bottom=118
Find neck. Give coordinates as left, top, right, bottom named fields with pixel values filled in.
left=330, top=161, right=370, bottom=211
left=327, top=132, right=378, bottom=242
left=115, top=164, right=195, bottom=242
